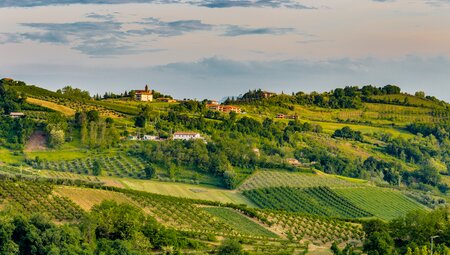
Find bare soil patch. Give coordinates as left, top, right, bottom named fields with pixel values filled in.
left=25, top=131, right=48, bottom=152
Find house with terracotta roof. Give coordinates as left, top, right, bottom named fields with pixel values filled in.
left=206, top=103, right=242, bottom=113
left=262, top=91, right=277, bottom=98
left=221, top=105, right=242, bottom=113
left=157, top=98, right=177, bottom=103
left=135, top=85, right=153, bottom=102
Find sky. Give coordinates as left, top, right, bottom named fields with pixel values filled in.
left=1, top=0, right=450, bottom=101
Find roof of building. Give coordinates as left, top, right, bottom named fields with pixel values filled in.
left=135, top=90, right=152, bottom=95
left=174, top=132, right=200, bottom=136
left=10, top=112, right=25, bottom=116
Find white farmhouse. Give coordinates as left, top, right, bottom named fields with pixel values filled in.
left=142, top=135, right=158, bottom=141
left=173, top=132, right=202, bottom=141
left=9, top=112, right=25, bottom=118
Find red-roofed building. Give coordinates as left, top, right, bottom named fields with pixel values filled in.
left=206, top=104, right=242, bottom=113
left=135, top=85, right=153, bottom=102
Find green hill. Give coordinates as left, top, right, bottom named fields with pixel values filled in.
left=1, top=78, right=449, bottom=254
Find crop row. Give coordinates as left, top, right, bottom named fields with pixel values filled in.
left=0, top=180, right=84, bottom=221
left=238, top=171, right=361, bottom=191
left=243, top=186, right=372, bottom=219
left=257, top=210, right=365, bottom=246
left=34, top=154, right=147, bottom=179
left=125, top=192, right=278, bottom=240
left=334, top=187, right=425, bottom=220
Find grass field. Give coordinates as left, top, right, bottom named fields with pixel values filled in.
left=119, top=179, right=256, bottom=206
left=442, top=175, right=450, bottom=186
left=203, top=207, right=278, bottom=238
left=55, top=186, right=138, bottom=211
left=0, top=148, right=24, bottom=164
left=26, top=150, right=89, bottom=161
left=308, top=120, right=414, bottom=139
left=334, top=187, right=425, bottom=220
left=26, top=97, right=76, bottom=116
left=369, top=94, right=444, bottom=108
left=238, top=170, right=365, bottom=191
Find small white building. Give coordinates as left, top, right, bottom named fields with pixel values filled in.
left=9, top=112, right=25, bottom=118
left=128, top=135, right=138, bottom=141
left=173, top=132, right=202, bottom=141
left=142, top=135, right=158, bottom=141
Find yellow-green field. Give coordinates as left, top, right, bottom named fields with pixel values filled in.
left=0, top=148, right=24, bottom=164
left=25, top=150, right=89, bottom=161
left=55, top=186, right=138, bottom=211
left=370, top=94, right=443, bottom=108
left=308, top=120, right=414, bottom=138
left=117, top=178, right=256, bottom=206
left=26, top=97, right=76, bottom=116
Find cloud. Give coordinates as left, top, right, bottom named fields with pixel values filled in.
left=222, top=25, right=295, bottom=36
left=425, top=0, right=450, bottom=6
left=129, top=18, right=214, bottom=37
left=193, top=0, right=316, bottom=9
left=0, top=0, right=318, bottom=9
left=0, top=18, right=208, bottom=56
left=85, top=12, right=117, bottom=21
left=1, top=16, right=297, bottom=56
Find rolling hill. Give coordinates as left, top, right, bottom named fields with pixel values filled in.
left=1, top=78, right=449, bottom=254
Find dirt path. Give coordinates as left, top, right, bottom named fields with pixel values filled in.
left=25, top=131, right=48, bottom=152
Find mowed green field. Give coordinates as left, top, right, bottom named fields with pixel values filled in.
left=119, top=179, right=256, bottom=206
left=203, top=207, right=278, bottom=238
left=238, top=170, right=366, bottom=191
left=307, top=120, right=415, bottom=139
left=334, top=187, right=425, bottom=220
left=0, top=148, right=24, bottom=164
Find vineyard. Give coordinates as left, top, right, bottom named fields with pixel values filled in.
left=203, top=207, right=278, bottom=238
left=334, top=187, right=426, bottom=220
left=34, top=154, right=147, bottom=179
left=256, top=210, right=365, bottom=246
left=243, top=186, right=372, bottom=219
left=125, top=191, right=276, bottom=240
left=0, top=180, right=84, bottom=221
left=55, top=184, right=362, bottom=247
left=39, top=170, right=102, bottom=182
left=238, top=170, right=363, bottom=191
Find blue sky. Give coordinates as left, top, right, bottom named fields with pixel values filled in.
left=1, top=0, right=450, bottom=100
